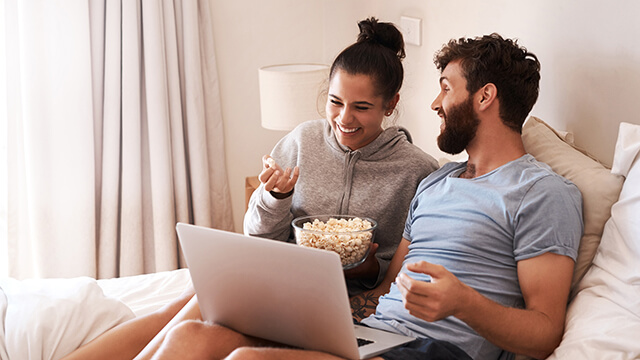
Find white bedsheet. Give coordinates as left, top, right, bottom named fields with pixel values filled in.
left=98, top=268, right=192, bottom=317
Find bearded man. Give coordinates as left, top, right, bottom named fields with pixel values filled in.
left=347, top=33, right=584, bottom=360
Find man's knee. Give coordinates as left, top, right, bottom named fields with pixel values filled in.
left=154, top=320, right=219, bottom=359
left=161, top=320, right=258, bottom=359
left=165, top=319, right=213, bottom=343
left=226, top=347, right=265, bottom=360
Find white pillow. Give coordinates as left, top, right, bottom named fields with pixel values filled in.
left=521, top=116, right=625, bottom=294
left=0, top=276, right=134, bottom=360
left=547, top=122, right=640, bottom=360
left=591, top=122, right=640, bottom=284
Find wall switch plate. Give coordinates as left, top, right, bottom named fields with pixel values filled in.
left=400, top=16, right=421, bottom=46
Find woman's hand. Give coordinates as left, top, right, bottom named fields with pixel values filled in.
left=259, top=155, right=299, bottom=195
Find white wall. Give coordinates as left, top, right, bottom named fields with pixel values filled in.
left=209, top=0, right=325, bottom=232
left=393, top=0, right=640, bottom=168
left=212, top=0, right=640, bottom=233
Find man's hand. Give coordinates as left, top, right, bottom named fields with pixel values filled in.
left=396, top=255, right=574, bottom=359
left=395, top=261, right=471, bottom=322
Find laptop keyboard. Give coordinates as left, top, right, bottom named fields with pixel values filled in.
left=357, top=337, right=374, bottom=347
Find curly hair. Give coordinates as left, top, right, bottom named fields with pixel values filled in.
left=434, top=33, right=540, bottom=133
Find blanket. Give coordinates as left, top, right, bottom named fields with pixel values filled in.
left=0, top=277, right=134, bottom=360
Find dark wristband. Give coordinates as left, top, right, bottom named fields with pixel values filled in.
left=270, top=189, right=294, bottom=199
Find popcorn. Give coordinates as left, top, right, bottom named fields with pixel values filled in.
left=295, top=217, right=373, bottom=267
left=266, top=157, right=277, bottom=169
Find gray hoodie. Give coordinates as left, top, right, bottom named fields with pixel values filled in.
left=244, top=119, right=438, bottom=294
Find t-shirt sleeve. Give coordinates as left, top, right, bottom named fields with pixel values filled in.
left=513, top=175, right=583, bottom=262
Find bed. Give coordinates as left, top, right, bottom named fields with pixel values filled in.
left=1, top=118, right=638, bottom=360
left=0, top=269, right=192, bottom=359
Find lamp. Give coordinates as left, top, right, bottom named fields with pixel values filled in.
left=258, top=63, right=330, bottom=131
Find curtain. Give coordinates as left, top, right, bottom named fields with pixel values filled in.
left=2, top=0, right=234, bottom=280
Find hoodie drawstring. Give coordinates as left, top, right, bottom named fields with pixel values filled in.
left=339, top=150, right=361, bottom=213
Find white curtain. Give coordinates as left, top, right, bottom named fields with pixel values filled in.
left=2, top=0, right=234, bottom=280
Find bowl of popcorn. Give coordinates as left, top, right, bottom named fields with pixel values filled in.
left=292, top=215, right=377, bottom=269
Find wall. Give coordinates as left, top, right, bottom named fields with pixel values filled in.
left=383, top=0, right=640, bottom=168
left=209, top=0, right=325, bottom=232
left=212, top=0, right=640, bottom=233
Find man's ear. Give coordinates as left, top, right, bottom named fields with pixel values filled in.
left=478, top=83, right=497, bottom=111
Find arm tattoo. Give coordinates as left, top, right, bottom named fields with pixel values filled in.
left=350, top=292, right=379, bottom=323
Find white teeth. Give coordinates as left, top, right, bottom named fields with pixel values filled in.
left=338, top=124, right=359, bottom=133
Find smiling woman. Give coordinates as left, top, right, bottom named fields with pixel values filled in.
left=244, top=17, right=439, bottom=296
left=326, top=71, right=395, bottom=150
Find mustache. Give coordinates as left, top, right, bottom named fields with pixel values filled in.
left=437, top=109, right=446, bottom=118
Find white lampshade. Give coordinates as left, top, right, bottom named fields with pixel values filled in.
left=259, top=64, right=330, bottom=131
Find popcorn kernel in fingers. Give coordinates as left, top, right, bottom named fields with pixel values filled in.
left=266, top=157, right=277, bottom=169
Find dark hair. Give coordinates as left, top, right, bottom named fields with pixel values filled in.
left=330, top=17, right=405, bottom=104
left=434, top=33, right=540, bottom=133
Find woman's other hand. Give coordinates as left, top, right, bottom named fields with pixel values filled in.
left=344, top=242, right=379, bottom=281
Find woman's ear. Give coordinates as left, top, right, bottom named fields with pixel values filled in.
left=478, top=83, right=497, bottom=111
left=386, top=93, right=400, bottom=115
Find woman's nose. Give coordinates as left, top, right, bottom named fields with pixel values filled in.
left=339, top=106, right=354, bottom=123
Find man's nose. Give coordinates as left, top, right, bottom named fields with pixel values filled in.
left=431, top=94, right=441, bottom=112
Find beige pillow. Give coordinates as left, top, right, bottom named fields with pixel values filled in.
left=521, top=116, right=624, bottom=296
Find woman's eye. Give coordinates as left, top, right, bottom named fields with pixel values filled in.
left=355, top=106, right=370, bottom=111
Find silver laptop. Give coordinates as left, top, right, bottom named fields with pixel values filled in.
left=176, top=222, right=414, bottom=359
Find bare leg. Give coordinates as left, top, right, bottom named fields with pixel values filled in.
left=149, top=321, right=273, bottom=360
left=149, top=321, right=385, bottom=360
left=225, top=347, right=363, bottom=360
left=60, top=287, right=195, bottom=360
left=134, top=295, right=204, bottom=359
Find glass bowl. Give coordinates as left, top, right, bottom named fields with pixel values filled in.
left=292, top=215, right=377, bottom=270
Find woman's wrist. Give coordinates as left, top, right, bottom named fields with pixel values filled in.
left=270, top=189, right=294, bottom=199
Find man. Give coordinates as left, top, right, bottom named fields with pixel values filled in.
left=148, top=34, right=583, bottom=360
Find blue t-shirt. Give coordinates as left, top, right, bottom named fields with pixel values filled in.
left=362, top=154, right=583, bottom=360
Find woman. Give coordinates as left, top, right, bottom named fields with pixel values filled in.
left=244, top=17, right=438, bottom=295
left=61, top=17, right=438, bottom=360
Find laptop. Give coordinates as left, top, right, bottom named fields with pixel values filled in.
left=176, top=222, right=415, bottom=359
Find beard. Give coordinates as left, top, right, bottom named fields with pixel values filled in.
left=437, top=96, right=480, bottom=155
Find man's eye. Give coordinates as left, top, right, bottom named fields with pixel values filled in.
left=330, top=99, right=342, bottom=106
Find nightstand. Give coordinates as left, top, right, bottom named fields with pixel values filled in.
left=245, top=176, right=260, bottom=211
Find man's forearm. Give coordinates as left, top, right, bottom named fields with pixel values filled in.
left=457, top=286, right=564, bottom=359
left=397, top=254, right=571, bottom=359
left=350, top=291, right=380, bottom=322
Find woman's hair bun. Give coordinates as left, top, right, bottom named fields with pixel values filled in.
left=357, top=17, right=406, bottom=60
